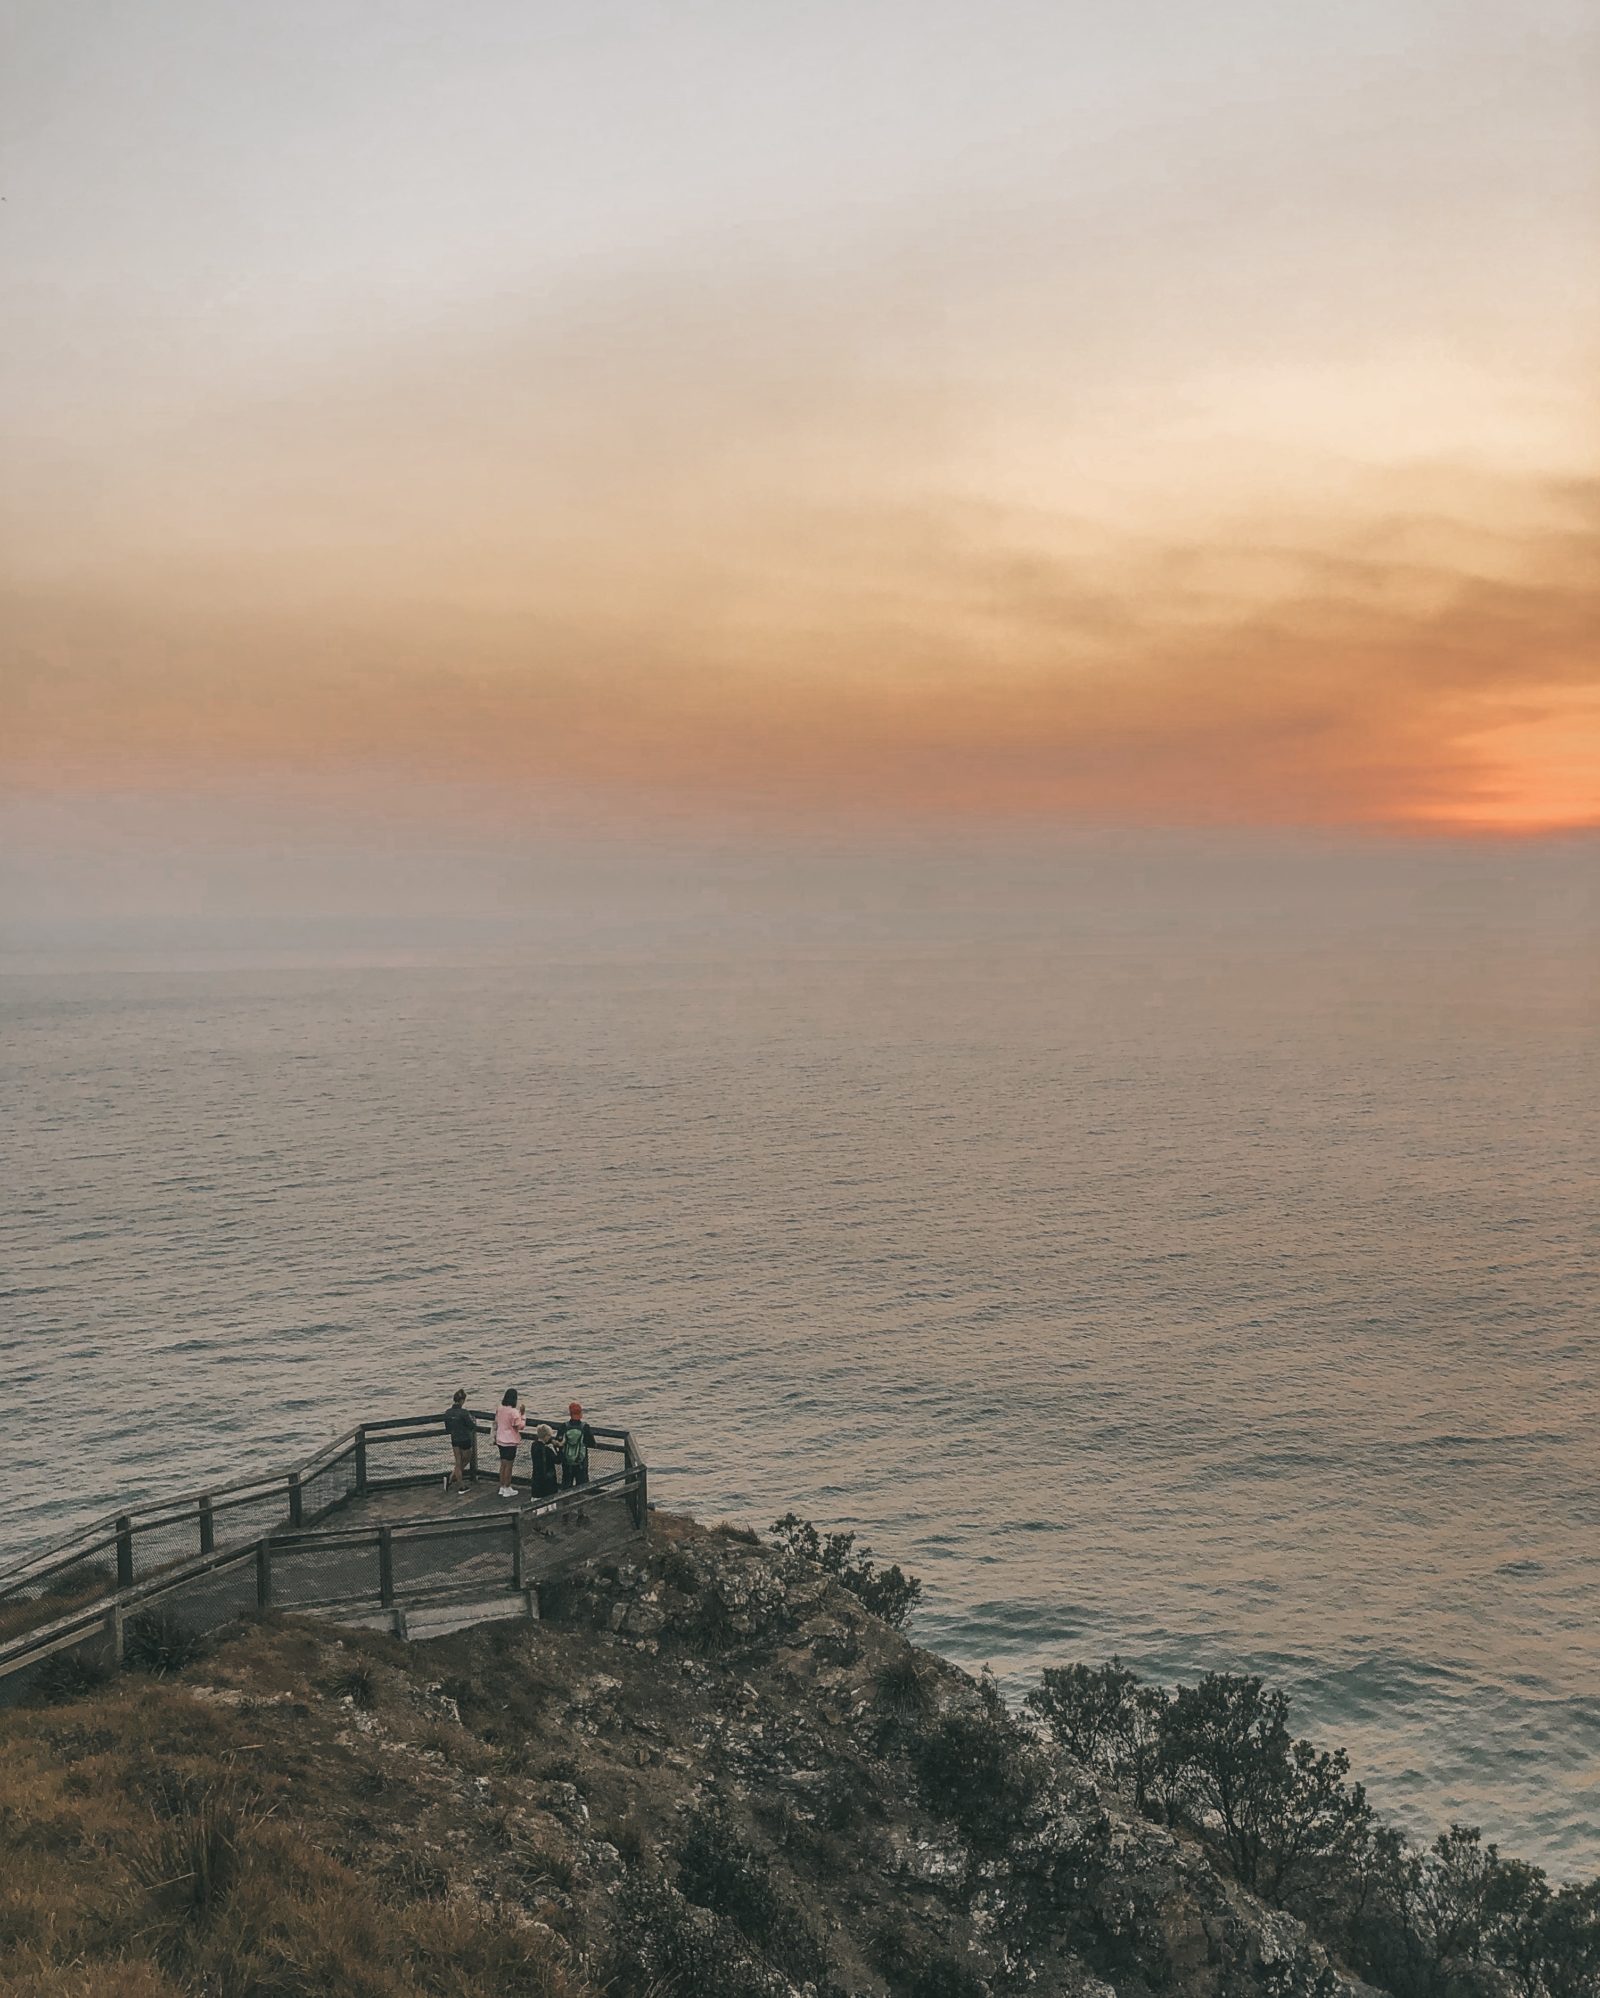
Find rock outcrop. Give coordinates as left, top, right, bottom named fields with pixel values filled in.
left=0, top=1507, right=1385, bottom=1998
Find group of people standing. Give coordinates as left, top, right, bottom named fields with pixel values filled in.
left=443, top=1389, right=596, bottom=1503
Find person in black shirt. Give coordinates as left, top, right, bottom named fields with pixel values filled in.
left=442, top=1390, right=477, bottom=1493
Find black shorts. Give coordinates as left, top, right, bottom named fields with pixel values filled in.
left=498, top=1445, right=519, bottom=1466
left=560, top=1461, right=589, bottom=1488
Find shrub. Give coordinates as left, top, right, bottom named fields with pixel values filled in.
left=1159, top=1673, right=1372, bottom=1896
left=330, top=1660, right=378, bottom=1710
left=912, top=1676, right=1040, bottom=1852
left=677, top=1806, right=831, bottom=1987
left=32, top=1650, right=111, bottom=1703
left=770, top=1514, right=923, bottom=1629
left=132, top=1779, right=261, bottom=1925
left=614, top=1872, right=789, bottom=1998
left=1028, top=1658, right=1600, bottom=1998
left=876, top=1651, right=934, bottom=1721
left=122, top=1608, right=203, bottom=1677
left=1533, top=1880, right=1600, bottom=1998
left=1026, top=1659, right=1174, bottom=1818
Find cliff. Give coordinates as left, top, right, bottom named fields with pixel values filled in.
left=0, top=1508, right=1386, bottom=1998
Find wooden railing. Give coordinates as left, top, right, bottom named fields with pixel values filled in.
left=0, top=1411, right=648, bottom=1703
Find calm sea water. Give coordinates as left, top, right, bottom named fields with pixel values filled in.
left=3, top=842, right=1597, bottom=1875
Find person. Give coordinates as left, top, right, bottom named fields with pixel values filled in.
left=529, top=1422, right=559, bottom=1502
left=494, top=1387, right=526, bottom=1498
left=558, top=1402, right=595, bottom=1490
left=442, top=1389, right=477, bottom=1494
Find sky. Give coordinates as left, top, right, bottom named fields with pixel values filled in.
left=2, top=0, right=1597, bottom=920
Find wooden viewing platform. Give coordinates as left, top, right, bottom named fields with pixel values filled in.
left=0, top=1411, right=648, bottom=1703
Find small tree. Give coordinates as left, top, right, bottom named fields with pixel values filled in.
left=1419, top=1826, right=1549, bottom=1984
left=1531, top=1880, right=1600, bottom=1998
left=1026, top=1659, right=1174, bottom=1819
left=769, top=1514, right=923, bottom=1629
left=1159, top=1674, right=1371, bottom=1896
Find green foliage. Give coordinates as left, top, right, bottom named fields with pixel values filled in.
left=1531, top=1879, right=1600, bottom=1998
left=912, top=1675, right=1039, bottom=1852
left=1026, top=1659, right=1174, bottom=1819
left=122, top=1607, right=203, bottom=1676
left=132, top=1779, right=262, bottom=1925
left=614, top=1874, right=789, bottom=1998
left=1161, top=1673, right=1372, bottom=1895
left=876, top=1650, right=935, bottom=1722
left=32, top=1648, right=111, bottom=1702
left=769, top=1513, right=924, bottom=1629
left=330, top=1660, right=378, bottom=1710
left=676, top=1805, right=831, bottom=1988
left=1028, top=1658, right=1600, bottom=1998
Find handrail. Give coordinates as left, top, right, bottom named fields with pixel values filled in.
left=0, top=1439, right=649, bottom=1694
left=0, top=1410, right=645, bottom=1606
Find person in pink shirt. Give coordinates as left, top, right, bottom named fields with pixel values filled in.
left=494, top=1387, right=526, bottom=1498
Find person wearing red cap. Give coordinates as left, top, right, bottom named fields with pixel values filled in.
left=558, top=1402, right=595, bottom=1490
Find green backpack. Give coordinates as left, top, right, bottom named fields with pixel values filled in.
left=562, top=1422, right=587, bottom=1468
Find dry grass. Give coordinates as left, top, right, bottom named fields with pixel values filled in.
left=0, top=1632, right=598, bottom=1998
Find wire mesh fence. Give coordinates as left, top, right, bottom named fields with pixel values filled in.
left=149, top=1551, right=262, bottom=1638
left=0, top=1539, right=120, bottom=1645
left=363, top=1422, right=455, bottom=1487
left=0, top=1412, right=645, bottom=1693
left=127, top=1508, right=210, bottom=1582
left=390, top=1518, right=517, bottom=1598
left=299, top=1446, right=359, bottom=1525
left=269, top=1534, right=384, bottom=1610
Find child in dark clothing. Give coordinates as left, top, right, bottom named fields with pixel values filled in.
left=559, top=1403, right=595, bottom=1489
left=529, top=1423, right=559, bottom=1500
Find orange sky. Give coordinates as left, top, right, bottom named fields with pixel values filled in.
left=2, top=4, right=1597, bottom=842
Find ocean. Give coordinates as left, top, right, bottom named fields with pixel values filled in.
left=3, top=838, right=1596, bottom=1876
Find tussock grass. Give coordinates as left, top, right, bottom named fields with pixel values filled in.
left=0, top=1638, right=595, bottom=1998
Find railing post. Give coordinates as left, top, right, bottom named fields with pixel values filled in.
left=511, top=1515, right=526, bottom=1591
left=255, top=1539, right=273, bottom=1610
left=198, top=1496, right=214, bottom=1554
left=632, top=1465, right=649, bottom=1532
left=354, top=1428, right=368, bottom=1496
left=115, top=1515, right=134, bottom=1589
left=287, top=1472, right=304, bottom=1528
left=378, top=1528, right=395, bottom=1607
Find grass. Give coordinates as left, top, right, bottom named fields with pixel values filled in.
left=0, top=1632, right=597, bottom=1998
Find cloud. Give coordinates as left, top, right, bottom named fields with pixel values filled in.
left=5, top=468, right=1595, bottom=833
left=2, top=232, right=1595, bottom=836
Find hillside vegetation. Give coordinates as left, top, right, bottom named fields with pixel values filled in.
left=0, top=1511, right=1593, bottom=1998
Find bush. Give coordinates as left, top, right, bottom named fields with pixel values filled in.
left=122, top=1608, right=203, bottom=1676
left=677, top=1806, right=831, bottom=1987
left=876, top=1651, right=934, bottom=1721
left=614, top=1873, right=789, bottom=1998
left=32, top=1650, right=111, bottom=1703
left=1028, top=1658, right=1600, bottom=1998
left=770, top=1514, right=923, bottom=1630
left=1532, top=1880, right=1600, bottom=1998
left=1160, top=1673, right=1372, bottom=1896
left=132, top=1779, right=261, bottom=1925
left=912, top=1676, right=1039, bottom=1852
left=1027, top=1659, right=1174, bottom=1819
left=330, top=1660, right=379, bottom=1710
